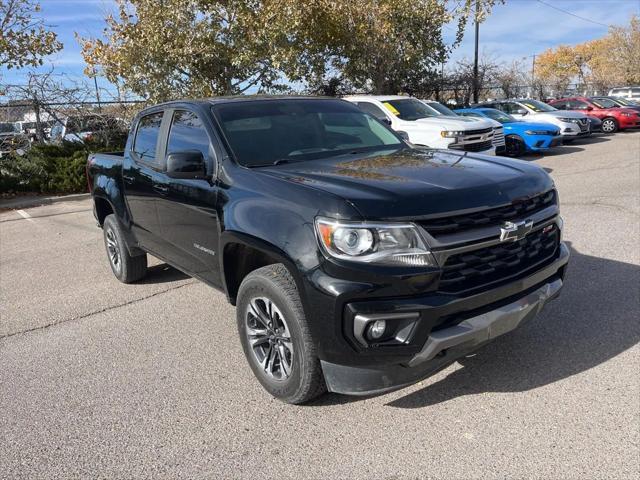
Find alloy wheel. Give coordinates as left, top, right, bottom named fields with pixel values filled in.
left=105, top=228, right=121, bottom=273
left=245, top=296, right=294, bottom=381
left=602, top=119, right=616, bottom=133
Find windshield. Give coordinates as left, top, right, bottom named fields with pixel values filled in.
left=609, top=97, right=633, bottom=106
left=212, top=99, right=403, bottom=167
left=519, top=100, right=557, bottom=113
left=381, top=98, right=436, bottom=121
left=425, top=101, right=457, bottom=116
left=590, top=98, right=617, bottom=108
left=0, top=123, right=17, bottom=134
left=482, top=109, right=516, bottom=124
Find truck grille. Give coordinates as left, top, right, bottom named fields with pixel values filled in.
left=438, top=223, right=560, bottom=294
left=492, top=126, right=505, bottom=147
left=449, top=139, right=493, bottom=152
left=419, top=190, right=557, bottom=237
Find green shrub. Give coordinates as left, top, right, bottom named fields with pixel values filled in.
left=0, top=138, right=125, bottom=195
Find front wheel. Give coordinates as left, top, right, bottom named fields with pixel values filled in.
left=236, top=264, right=326, bottom=404
left=505, top=134, right=526, bottom=157
left=601, top=117, right=618, bottom=133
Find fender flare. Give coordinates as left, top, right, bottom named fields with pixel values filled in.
left=218, top=230, right=309, bottom=307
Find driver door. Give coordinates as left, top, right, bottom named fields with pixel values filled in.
left=154, top=108, right=223, bottom=286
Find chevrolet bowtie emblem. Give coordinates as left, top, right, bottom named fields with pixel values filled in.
left=500, top=220, right=533, bottom=242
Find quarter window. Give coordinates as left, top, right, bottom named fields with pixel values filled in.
left=133, top=112, right=163, bottom=167
left=167, top=110, right=211, bottom=159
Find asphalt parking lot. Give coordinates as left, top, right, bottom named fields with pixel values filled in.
left=1, top=132, right=639, bottom=479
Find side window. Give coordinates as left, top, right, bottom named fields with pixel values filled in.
left=502, top=102, right=521, bottom=114
left=568, top=100, right=588, bottom=110
left=166, top=110, right=211, bottom=161
left=355, top=102, right=389, bottom=121
left=133, top=112, right=163, bottom=167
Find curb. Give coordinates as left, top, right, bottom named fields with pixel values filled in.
left=0, top=193, right=91, bottom=210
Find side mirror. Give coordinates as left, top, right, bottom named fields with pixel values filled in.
left=515, top=108, right=528, bottom=116
left=396, top=130, right=410, bottom=142
left=166, top=150, right=206, bottom=179
left=585, top=105, right=594, bottom=111
left=381, top=118, right=392, bottom=126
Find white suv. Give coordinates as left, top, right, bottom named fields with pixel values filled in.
left=608, top=87, right=640, bottom=101
left=476, top=99, right=590, bottom=141
left=344, top=95, right=496, bottom=154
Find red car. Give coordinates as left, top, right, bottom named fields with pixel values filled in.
left=548, top=96, right=640, bottom=133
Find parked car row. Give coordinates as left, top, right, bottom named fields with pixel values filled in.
left=0, top=114, right=129, bottom=151
left=341, top=95, right=639, bottom=159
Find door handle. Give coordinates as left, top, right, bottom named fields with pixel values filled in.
left=123, top=174, right=135, bottom=184
left=153, top=184, right=169, bottom=194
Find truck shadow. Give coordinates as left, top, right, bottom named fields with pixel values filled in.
left=136, top=263, right=190, bottom=284
left=385, top=243, right=639, bottom=409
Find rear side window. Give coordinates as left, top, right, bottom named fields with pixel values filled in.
left=567, top=100, right=589, bottom=110
left=355, top=102, right=389, bottom=121
left=166, top=110, right=211, bottom=159
left=133, top=112, right=163, bottom=167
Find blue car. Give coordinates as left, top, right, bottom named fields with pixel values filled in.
left=455, top=107, right=562, bottom=156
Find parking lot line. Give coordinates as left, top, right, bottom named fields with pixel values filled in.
left=16, top=209, right=35, bottom=223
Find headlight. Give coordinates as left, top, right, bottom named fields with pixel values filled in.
left=440, top=130, right=466, bottom=138
left=558, top=117, right=580, bottom=123
left=525, top=130, right=554, bottom=135
left=315, top=217, right=437, bottom=266
left=621, top=112, right=634, bottom=117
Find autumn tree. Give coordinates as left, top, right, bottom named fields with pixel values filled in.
left=80, top=0, right=502, bottom=101
left=534, top=15, right=639, bottom=96
left=0, top=0, right=62, bottom=69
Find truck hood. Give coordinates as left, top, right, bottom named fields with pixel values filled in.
left=412, top=115, right=494, bottom=130
left=257, top=147, right=553, bottom=219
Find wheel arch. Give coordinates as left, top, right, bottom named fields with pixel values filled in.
left=220, top=231, right=307, bottom=307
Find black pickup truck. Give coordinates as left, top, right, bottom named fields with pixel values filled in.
left=87, top=97, right=569, bottom=404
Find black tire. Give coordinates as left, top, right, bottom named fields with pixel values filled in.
left=505, top=134, right=526, bottom=157
left=103, top=214, right=147, bottom=283
left=601, top=117, right=618, bottom=134
left=236, top=264, right=326, bottom=404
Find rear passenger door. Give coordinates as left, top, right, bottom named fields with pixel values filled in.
left=154, top=108, right=223, bottom=286
left=122, top=111, right=167, bottom=253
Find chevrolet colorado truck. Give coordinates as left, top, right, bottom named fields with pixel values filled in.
left=87, top=97, right=569, bottom=404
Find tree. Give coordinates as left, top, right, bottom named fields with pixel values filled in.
left=532, top=15, right=639, bottom=96
left=79, top=0, right=291, bottom=101
left=494, top=59, right=527, bottom=99
left=80, top=0, right=502, bottom=100
left=534, top=45, right=580, bottom=96
left=0, top=0, right=62, bottom=69
left=279, top=0, right=502, bottom=95
left=607, top=14, right=640, bottom=85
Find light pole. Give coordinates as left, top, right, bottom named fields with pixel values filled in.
left=472, top=0, right=480, bottom=103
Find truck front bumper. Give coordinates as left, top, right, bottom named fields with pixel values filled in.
left=320, top=246, right=568, bottom=396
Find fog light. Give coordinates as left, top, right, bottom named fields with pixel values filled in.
left=368, top=320, right=386, bottom=340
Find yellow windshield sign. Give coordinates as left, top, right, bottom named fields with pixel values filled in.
left=382, top=102, right=401, bottom=116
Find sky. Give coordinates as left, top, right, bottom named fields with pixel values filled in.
left=1, top=0, right=639, bottom=99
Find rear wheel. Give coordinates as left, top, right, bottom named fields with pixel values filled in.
left=103, top=214, right=147, bottom=283
left=505, top=134, right=526, bottom=157
left=236, top=264, right=326, bottom=404
left=601, top=117, right=618, bottom=133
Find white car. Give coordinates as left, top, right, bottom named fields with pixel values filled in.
left=421, top=99, right=506, bottom=155
left=608, top=86, right=640, bottom=101
left=344, top=95, right=496, bottom=154
left=475, top=99, right=591, bottom=141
